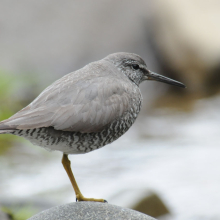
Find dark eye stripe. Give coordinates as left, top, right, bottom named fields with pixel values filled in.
left=132, top=64, right=139, bottom=70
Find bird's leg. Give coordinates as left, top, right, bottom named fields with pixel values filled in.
left=61, top=154, right=106, bottom=202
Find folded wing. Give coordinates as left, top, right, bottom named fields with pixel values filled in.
left=0, top=63, right=132, bottom=133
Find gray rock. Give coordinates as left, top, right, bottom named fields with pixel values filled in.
left=109, top=189, right=169, bottom=218
left=28, top=202, right=157, bottom=220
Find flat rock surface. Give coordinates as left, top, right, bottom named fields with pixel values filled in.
left=28, top=202, right=156, bottom=220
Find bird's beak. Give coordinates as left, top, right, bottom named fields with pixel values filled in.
left=147, top=71, right=186, bottom=88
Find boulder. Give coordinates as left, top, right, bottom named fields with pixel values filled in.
left=28, top=202, right=157, bottom=220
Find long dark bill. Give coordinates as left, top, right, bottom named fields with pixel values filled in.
left=148, top=71, right=186, bottom=88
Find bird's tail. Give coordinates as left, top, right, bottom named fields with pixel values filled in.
left=0, top=130, right=14, bottom=135
left=0, top=118, right=16, bottom=135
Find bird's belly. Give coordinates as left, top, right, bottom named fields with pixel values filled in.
left=13, top=110, right=139, bottom=155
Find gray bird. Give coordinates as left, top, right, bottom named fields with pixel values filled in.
left=0, top=52, right=185, bottom=202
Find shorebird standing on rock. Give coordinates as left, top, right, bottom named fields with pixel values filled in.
left=0, top=52, right=185, bottom=202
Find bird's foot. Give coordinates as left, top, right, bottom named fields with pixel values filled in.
left=76, top=193, right=107, bottom=203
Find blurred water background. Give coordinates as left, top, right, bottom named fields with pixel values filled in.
left=0, top=0, right=220, bottom=219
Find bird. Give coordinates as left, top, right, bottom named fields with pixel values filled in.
left=0, top=52, right=185, bottom=202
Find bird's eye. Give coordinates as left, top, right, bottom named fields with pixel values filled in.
left=132, top=64, right=139, bottom=70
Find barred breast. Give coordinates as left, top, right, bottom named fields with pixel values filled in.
left=12, top=87, right=142, bottom=155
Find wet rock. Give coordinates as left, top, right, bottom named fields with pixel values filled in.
left=28, top=202, right=156, bottom=220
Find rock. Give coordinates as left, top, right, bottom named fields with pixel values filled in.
left=109, top=189, right=169, bottom=218
left=132, top=192, right=169, bottom=218
left=28, top=202, right=157, bottom=220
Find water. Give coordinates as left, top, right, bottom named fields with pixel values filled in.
left=0, top=96, right=220, bottom=220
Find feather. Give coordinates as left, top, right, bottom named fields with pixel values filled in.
left=0, top=60, right=134, bottom=133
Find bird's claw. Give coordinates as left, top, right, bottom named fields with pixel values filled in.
left=75, top=195, right=107, bottom=203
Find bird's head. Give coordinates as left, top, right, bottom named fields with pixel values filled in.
left=105, top=52, right=186, bottom=88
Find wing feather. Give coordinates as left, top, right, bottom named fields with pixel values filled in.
left=0, top=61, right=135, bottom=133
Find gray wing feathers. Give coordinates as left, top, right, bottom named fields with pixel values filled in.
left=0, top=61, right=132, bottom=133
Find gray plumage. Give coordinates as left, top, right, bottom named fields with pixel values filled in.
left=0, top=52, right=185, bottom=154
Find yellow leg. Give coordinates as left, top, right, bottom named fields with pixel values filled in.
left=62, top=154, right=106, bottom=202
